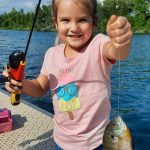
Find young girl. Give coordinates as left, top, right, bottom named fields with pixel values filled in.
left=4, top=0, right=132, bottom=149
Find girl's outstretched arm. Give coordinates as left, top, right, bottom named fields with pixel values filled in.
left=22, top=73, right=49, bottom=97
left=104, top=15, right=132, bottom=61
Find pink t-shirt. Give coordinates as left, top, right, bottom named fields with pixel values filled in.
left=41, top=34, right=113, bottom=150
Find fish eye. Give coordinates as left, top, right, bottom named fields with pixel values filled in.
left=112, top=123, right=115, bottom=126
left=111, top=135, right=114, bottom=139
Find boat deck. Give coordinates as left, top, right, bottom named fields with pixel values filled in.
left=0, top=89, right=54, bottom=150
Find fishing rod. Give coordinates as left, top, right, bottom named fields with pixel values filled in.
left=5, top=0, right=42, bottom=105
left=24, top=0, right=42, bottom=61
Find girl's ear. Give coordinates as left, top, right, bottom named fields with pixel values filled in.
left=52, top=17, right=58, bottom=30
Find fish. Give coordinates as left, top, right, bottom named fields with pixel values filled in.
left=103, top=116, right=134, bottom=150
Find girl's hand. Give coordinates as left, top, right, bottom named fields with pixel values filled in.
left=2, top=71, right=22, bottom=93
left=106, top=15, right=132, bottom=51
left=105, top=15, right=132, bottom=60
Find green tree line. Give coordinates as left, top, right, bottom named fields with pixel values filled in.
left=0, top=0, right=149, bottom=33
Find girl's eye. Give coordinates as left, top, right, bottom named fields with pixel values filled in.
left=61, top=19, right=69, bottom=22
left=79, top=19, right=88, bottom=22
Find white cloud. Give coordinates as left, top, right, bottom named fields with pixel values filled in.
left=0, top=0, right=52, bottom=14
left=24, top=1, right=35, bottom=9
left=0, top=0, right=104, bottom=14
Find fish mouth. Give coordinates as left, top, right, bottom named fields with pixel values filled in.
left=114, top=116, right=126, bottom=136
left=108, top=116, right=126, bottom=137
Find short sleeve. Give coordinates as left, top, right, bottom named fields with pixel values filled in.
left=40, top=49, right=50, bottom=79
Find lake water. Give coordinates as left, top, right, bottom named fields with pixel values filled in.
left=0, top=30, right=150, bottom=150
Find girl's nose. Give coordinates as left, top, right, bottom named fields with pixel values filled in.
left=70, top=23, right=79, bottom=32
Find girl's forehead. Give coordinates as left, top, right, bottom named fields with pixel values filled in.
left=57, top=0, right=89, bottom=9
left=58, top=6, right=90, bottom=19
left=57, top=0, right=90, bottom=13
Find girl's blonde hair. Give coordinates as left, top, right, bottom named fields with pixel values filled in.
left=51, top=0, right=98, bottom=25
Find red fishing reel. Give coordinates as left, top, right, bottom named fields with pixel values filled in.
left=8, top=50, right=26, bottom=105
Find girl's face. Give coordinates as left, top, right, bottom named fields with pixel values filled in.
left=54, top=0, right=93, bottom=51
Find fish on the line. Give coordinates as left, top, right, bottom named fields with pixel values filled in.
left=103, top=116, right=134, bottom=150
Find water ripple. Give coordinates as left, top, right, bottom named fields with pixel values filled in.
left=0, top=31, right=149, bottom=149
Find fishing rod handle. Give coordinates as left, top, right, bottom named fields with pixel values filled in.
left=10, top=61, right=26, bottom=105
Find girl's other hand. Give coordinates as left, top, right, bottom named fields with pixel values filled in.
left=106, top=15, right=132, bottom=50
left=2, top=70, right=22, bottom=93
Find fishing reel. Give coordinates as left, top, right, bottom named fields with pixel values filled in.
left=6, top=50, right=26, bottom=105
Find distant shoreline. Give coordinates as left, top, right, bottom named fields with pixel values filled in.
left=0, top=28, right=150, bottom=34
left=0, top=28, right=56, bottom=32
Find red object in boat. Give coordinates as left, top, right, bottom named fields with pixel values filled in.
left=0, top=108, right=13, bottom=133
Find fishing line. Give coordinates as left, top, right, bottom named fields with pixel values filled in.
left=116, top=0, right=121, bottom=117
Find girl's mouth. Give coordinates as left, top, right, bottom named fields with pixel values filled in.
left=68, top=34, right=82, bottom=38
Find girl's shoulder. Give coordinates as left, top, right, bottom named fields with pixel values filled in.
left=92, top=33, right=109, bottom=44
left=48, top=44, right=64, bottom=52
left=87, top=33, right=109, bottom=51
left=45, top=44, right=64, bottom=56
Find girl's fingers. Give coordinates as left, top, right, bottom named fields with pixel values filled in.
left=110, top=16, right=127, bottom=30
left=106, top=15, right=117, bottom=35
left=107, top=20, right=132, bottom=39
left=5, top=82, right=16, bottom=93
left=3, top=70, right=22, bottom=93
left=3, top=71, right=22, bottom=86
left=10, top=79, right=22, bottom=87
left=5, top=82, right=21, bottom=93
left=107, top=15, right=118, bottom=26
left=111, top=30, right=132, bottom=44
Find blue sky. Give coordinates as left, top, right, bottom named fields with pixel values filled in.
left=0, top=0, right=52, bottom=14
left=0, top=0, right=102, bottom=14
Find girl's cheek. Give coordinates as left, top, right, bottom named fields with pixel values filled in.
left=59, top=26, right=68, bottom=34
left=58, top=26, right=68, bottom=33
